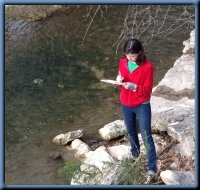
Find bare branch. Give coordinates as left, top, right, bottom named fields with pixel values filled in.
left=156, top=5, right=170, bottom=34
left=81, top=5, right=101, bottom=47
left=111, top=5, right=194, bottom=55
left=78, top=5, right=194, bottom=55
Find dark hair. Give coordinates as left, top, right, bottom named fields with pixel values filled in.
left=123, top=39, right=146, bottom=65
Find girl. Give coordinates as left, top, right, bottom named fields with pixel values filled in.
left=116, top=38, right=157, bottom=183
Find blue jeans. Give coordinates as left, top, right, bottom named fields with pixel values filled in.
left=121, top=103, right=157, bottom=173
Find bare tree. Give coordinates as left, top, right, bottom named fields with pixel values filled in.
left=79, top=5, right=194, bottom=54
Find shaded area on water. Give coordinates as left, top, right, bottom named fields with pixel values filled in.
left=5, top=5, right=194, bottom=184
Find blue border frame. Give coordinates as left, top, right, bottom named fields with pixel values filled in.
left=2, top=0, right=198, bottom=189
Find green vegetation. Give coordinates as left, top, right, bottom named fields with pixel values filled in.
left=58, top=131, right=151, bottom=185
left=58, top=161, right=82, bottom=184
left=58, top=155, right=147, bottom=185
left=116, top=156, right=146, bottom=185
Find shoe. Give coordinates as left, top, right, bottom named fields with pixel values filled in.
left=128, top=154, right=140, bottom=162
left=145, top=170, right=157, bottom=184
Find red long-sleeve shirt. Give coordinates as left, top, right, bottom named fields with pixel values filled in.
left=118, top=57, right=154, bottom=107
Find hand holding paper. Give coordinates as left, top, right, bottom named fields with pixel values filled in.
left=116, top=71, right=124, bottom=83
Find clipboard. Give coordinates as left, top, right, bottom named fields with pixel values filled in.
left=100, top=79, right=123, bottom=85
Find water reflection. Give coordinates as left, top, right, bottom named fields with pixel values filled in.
left=5, top=5, right=194, bottom=184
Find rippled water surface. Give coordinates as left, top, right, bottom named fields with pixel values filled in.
left=5, top=5, right=194, bottom=184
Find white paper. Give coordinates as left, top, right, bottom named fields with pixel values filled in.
left=100, top=79, right=123, bottom=85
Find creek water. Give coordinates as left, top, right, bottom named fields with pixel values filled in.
left=5, top=5, right=194, bottom=185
